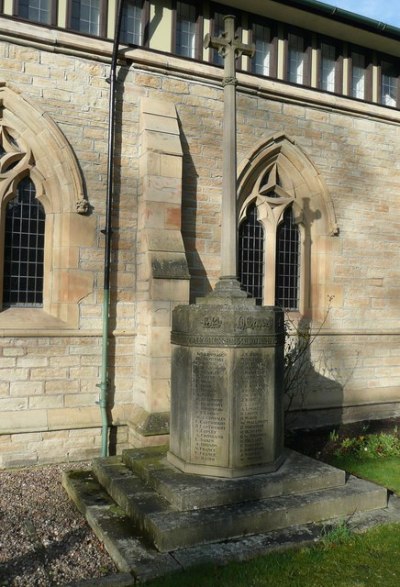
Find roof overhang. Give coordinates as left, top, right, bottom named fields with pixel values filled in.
left=217, top=0, right=400, bottom=57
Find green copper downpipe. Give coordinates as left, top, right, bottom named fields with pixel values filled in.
left=98, top=0, right=124, bottom=458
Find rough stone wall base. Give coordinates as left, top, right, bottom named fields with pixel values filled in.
left=287, top=402, right=400, bottom=431
left=0, top=425, right=130, bottom=469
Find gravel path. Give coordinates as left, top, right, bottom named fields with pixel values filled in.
left=0, top=462, right=118, bottom=586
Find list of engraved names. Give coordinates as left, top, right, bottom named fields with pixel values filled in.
left=191, top=351, right=227, bottom=464
left=239, top=351, right=268, bottom=465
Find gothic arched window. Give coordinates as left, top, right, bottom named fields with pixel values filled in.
left=3, top=177, right=45, bottom=307
left=238, top=134, right=339, bottom=318
left=238, top=162, right=302, bottom=310
left=0, top=83, right=90, bottom=328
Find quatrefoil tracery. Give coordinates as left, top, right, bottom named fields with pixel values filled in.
left=0, top=124, right=35, bottom=208
left=241, top=162, right=296, bottom=228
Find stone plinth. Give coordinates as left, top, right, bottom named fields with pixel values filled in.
left=65, top=446, right=388, bottom=557
left=167, top=296, right=285, bottom=477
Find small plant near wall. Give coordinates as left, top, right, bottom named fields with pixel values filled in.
left=333, top=432, right=400, bottom=459
left=284, top=295, right=334, bottom=423
left=329, top=429, right=339, bottom=443
left=321, top=519, right=353, bottom=548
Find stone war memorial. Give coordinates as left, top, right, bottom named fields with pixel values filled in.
left=168, top=299, right=284, bottom=477
left=168, top=16, right=284, bottom=479
left=64, top=15, right=390, bottom=581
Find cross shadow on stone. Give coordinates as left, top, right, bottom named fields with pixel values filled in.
left=179, top=125, right=213, bottom=300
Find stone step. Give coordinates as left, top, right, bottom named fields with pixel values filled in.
left=143, top=475, right=387, bottom=552
left=63, top=467, right=398, bottom=581
left=91, top=453, right=387, bottom=554
left=61, top=470, right=181, bottom=582
left=92, top=457, right=174, bottom=537
left=121, top=448, right=346, bottom=510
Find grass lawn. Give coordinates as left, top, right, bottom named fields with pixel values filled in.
left=147, top=523, right=400, bottom=587
left=146, top=442, right=400, bottom=587
left=327, top=455, right=400, bottom=495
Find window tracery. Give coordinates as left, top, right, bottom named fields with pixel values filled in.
left=0, top=125, right=32, bottom=187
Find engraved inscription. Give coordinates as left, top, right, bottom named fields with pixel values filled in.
left=171, top=333, right=277, bottom=347
left=191, top=351, right=227, bottom=464
left=202, top=316, right=223, bottom=329
left=236, top=316, right=272, bottom=332
left=238, top=352, right=268, bottom=465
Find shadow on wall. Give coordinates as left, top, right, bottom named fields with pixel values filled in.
left=179, top=125, right=212, bottom=302
left=144, top=1, right=163, bottom=47
left=284, top=315, right=345, bottom=431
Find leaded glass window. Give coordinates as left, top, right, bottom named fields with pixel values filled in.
left=176, top=1, right=197, bottom=59
left=381, top=60, right=398, bottom=107
left=275, top=206, right=300, bottom=310
left=18, top=0, right=51, bottom=24
left=212, top=11, right=225, bottom=66
left=252, top=23, right=272, bottom=77
left=351, top=51, right=366, bottom=99
left=121, top=0, right=143, bottom=46
left=3, top=178, right=45, bottom=307
left=71, top=0, right=100, bottom=35
left=321, top=42, right=336, bottom=92
left=288, top=33, right=305, bottom=85
left=239, top=203, right=264, bottom=305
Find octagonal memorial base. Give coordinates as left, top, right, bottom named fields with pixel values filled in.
left=168, top=295, right=285, bottom=478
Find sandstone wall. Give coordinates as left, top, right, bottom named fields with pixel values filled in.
left=129, top=58, right=400, bottom=429
left=0, top=335, right=134, bottom=467
left=0, top=38, right=140, bottom=466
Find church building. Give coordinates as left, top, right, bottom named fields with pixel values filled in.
left=1, top=0, right=400, bottom=467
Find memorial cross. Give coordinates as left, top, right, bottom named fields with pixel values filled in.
left=204, top=16, right=255, bottom=294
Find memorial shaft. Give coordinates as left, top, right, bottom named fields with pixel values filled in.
left=205, top=15, right=255, bottom=281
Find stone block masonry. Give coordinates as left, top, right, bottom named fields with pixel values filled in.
left=0, top=335, right=133, bottom=467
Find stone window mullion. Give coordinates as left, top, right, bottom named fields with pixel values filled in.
left=263, top=220, right=276, bottom=306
